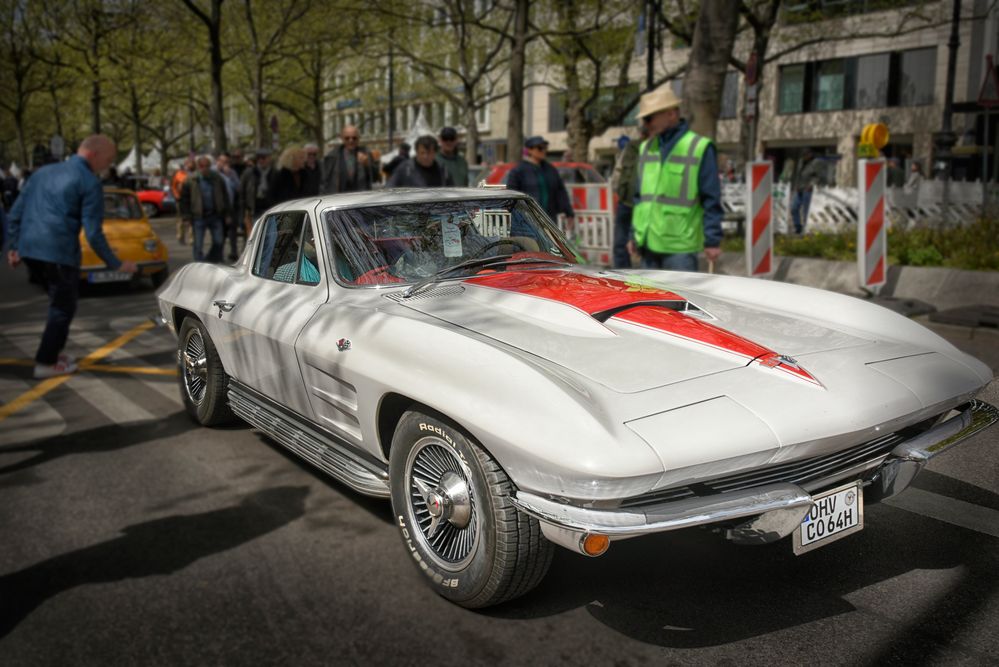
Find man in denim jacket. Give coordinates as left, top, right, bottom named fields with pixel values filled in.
left=6, top=135, right=137, bottom=379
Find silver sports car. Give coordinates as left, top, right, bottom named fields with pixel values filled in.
left=157, top=187, right=997, bottom=608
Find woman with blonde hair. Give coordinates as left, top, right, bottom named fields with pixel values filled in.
left=270, top=146, right=307, bottom=205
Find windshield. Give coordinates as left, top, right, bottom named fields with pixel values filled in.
left=325, top=197, right=577, bottom=286
left=103, top=192, right=143, bottom=220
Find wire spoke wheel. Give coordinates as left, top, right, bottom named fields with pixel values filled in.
left=182, top=328, right=208, bottom=405
left=405, top=437, right=478, bottom=571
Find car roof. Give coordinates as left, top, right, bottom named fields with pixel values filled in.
left=271, top=186, right=528, bottom=213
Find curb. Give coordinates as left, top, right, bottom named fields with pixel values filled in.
left=709, top=253, right=999, bottom=312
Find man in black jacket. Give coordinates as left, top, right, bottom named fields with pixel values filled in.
left=180, top=155, right=231, bottom=263
left=320, top=126, right=376, bottom=194
left=387, top=135, right=453, bottom=188
left=506, top=135, right=574, bottom=227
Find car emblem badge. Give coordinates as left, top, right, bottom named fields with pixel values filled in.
left=337, top=338, right=351, bottom=352
left=756, top=352, right=822, bottom=386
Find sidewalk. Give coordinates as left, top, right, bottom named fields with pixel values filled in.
left=710, top=252, right=999, bottom=311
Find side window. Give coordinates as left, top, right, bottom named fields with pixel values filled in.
left=252, top=211, right=320, bottom=285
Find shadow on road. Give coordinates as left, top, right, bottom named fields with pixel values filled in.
left=488, top=504, right=998, bottom=656
left=0, top=485, right=309, bottom=638
left=0, top=411, right=195, bottom=476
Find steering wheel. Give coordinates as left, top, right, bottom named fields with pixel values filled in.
left=468, top=238, right=529, bottom=259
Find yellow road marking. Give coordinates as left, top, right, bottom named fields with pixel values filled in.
left=0, top=357, right=175, bottom=377
left=82, top=364, right=176, bottom=377
left=0, top=321, right=160, bottom=423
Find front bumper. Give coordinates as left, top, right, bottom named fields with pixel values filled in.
left=512, top=400, right=998, bottom=552
left=80, top=261, right=168, bottom=278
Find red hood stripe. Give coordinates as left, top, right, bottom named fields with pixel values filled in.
left=466, top=270, right=821, bottom=386
left=466, top=270, right=686, bottom=313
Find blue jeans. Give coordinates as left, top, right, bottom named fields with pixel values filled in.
left=23, top=258, right=78, bottom=365
left=193, top=216, right=224, bottom=262
left=640, top=250, right=698, bottom=272
left=612, top=204, right=633, bottom=268
left=791, top=189, right=812, bottom=233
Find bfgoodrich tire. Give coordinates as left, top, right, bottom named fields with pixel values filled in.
left=177, top=317, right=234, bottom=426
left=389, top=409, right=552, bottom=608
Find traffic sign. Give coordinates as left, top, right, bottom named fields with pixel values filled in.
left=978, top=54, right=999, bottom=107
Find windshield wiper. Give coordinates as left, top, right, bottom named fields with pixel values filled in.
left=401, top=255, right=570, bottom=299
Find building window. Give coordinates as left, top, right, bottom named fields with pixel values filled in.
left=814, top=59, right=847, bottom=111
left=548, top=92, right=567, bottom=133
left=855, top=53, right=889, bottom=108
left=779, top=47, right=935, bottom=114
left=719, top=72, right=739, bottom=119
left=779, top=64, right=806, bottom=114
left=899, top=47, right=935, bottom=106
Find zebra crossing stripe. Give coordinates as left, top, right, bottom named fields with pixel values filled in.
left=0, top=321, right=155, bottom=423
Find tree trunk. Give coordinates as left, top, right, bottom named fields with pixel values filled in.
left=685, top=0, right=739, bottom=139
left=254, top=63, right=267, bottom=149
left=15, top=107, right=28, bottom=167
left=312, top=47, right=325, bottom=149
left=465, top=103, right=479, bottom=169
left=49, top=82, right=64, bottom=138
left=563, top=65, right=591, bottom=162
left=130, top=85, right=143, bottom=174
left=505, top=0, right=528, bottom=162
left=209, top=1, right=227, bottom=153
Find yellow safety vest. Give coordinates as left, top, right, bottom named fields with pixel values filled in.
left=632, top=130, right=710, bottom=254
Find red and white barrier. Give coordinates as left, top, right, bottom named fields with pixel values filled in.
left=560, top=183, right=615, bottom=266
left=857, top=159, right=887, bottom=292
left=570, top=184, right=612, bottom=212
left=745, top=161, right=774, bottom=277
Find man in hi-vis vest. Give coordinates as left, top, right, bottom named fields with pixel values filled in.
left=626, top=87, right=723, bottom=272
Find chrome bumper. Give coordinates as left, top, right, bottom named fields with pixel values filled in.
left=512, top=400, right=998, bottom=552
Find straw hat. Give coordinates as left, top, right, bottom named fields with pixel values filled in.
left=638, top=87, right=682, bottom=118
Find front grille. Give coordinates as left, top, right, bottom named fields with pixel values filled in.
left=620, top=432, right=905, bottom=509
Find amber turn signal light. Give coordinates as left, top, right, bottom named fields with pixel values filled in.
left=581, top=533, right=609, bottom=557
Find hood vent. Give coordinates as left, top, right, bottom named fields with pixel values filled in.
left=384, top=284, right=465, bottom=302
left=591, top=299, right=706, bottom=322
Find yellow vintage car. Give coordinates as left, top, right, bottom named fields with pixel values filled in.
left=80, top=188, right=170, bottom=287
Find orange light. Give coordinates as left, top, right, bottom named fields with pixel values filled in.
left=581, top=533, right=609, bottom=557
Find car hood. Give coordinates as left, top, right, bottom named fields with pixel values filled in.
left=82, top=220, right=153, bottom=241
left=395, top=268, right=877, bottom=393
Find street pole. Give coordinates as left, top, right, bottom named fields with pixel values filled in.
left=984, top=108, right=990, bottom=215
left=646, top=0, right=656, bottom=90
left=935, top=0, right=962, bottom=224
left=388, top=43, right=395, bottom=150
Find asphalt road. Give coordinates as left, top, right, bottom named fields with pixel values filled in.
left=1, top=218, right=998, bottom=666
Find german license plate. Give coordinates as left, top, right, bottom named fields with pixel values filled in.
left=89, top=271, right=133, bottom=283
left=793, top=481, right=863, bottom=555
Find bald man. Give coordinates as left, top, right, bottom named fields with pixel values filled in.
left=320, top=125, right=376, bottom=194
left=7, top=134, right=138, bottom=379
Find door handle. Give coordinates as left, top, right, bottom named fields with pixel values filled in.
left=213, top=300, right=236, bottom=317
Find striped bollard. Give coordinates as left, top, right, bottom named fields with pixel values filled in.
left=745, top=161, right=774, bottom=277
left=857, top=159, right=887, bottom=292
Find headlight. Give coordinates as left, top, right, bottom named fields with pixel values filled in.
left=144, top=239, right=158, bottom=252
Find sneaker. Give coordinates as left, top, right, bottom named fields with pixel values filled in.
left=58, top=353, right=76, bottom=366
left=34, top=359, right=79, bottom=379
